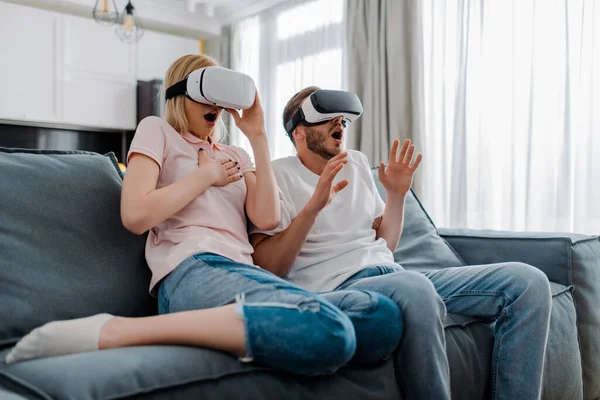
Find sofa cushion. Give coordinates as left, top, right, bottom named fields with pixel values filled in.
left=0, top=282, right=577, bottom=400
left=443, top=317, right=493, bottom=400
left=542, top=282, right=583, bottom=399
left=439, top=281, right=581, bottom=400
left=0, top=148, right=156, bottom=348
left=371, top=168, right=465, bottom=271
left=0, top=346, right=400, bottom=400
left=440, top=228, right=599, bottom=399
left=0, top=386, right=28, bottom=400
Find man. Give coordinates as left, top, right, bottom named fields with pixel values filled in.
left=249, top=86, right=553, bottom=400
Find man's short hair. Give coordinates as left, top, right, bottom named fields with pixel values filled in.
left=282, top=86, right=320, bottom=144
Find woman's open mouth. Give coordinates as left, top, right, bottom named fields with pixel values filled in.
left=204, top=112, right=218, bottom=126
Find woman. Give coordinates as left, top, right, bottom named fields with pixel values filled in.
left=5, top=55, right=402, bottom=375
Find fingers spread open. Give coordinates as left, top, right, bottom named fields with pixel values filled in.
left=404, top=145, right=415, bottom=165
left=389, top=139, right=400, bottom=164
left=378, top=161, right=386, bottom=181
left=411, top=153, right=423, bottom=170
left=397, top=139, right=410, bottom=164
left=332, top=179, right=349, bottom=194
left=325, top=161, right=345, bottom=182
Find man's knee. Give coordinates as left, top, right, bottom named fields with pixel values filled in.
left=390, top=271, right=445, bottom=317
left=502, top=262, right=552, bottom=309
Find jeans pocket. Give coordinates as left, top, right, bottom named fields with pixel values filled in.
left=158, top=282, right=170, bottom=314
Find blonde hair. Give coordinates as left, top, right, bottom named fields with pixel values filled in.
left=282, top=86, right=320, bottom=143
left=163, top=54, right=221, bottom=139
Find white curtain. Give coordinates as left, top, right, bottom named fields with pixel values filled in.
left=229, top=0, right=345, bottom=160
left=421, top=0, right=600, bottom=234
left=345, top=0, right=426, bottom=198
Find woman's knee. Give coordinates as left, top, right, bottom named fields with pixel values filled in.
left=242, top=295, right=356, bottom=375
left=346, top=291, right=403, bottom=365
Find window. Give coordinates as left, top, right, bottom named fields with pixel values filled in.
left=230, top=0, right=345, bottom=160
left=421, top=0, right=600, bottom=233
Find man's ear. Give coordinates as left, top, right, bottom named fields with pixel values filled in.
left=293, top=126, right=305, bottom=142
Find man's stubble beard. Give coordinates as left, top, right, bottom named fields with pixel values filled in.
left=305, top=129, right=341, bottom=160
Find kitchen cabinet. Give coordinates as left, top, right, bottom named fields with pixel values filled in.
left=0, top=1, right=200, bottom=131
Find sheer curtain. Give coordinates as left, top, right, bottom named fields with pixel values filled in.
left=421, top=0, right=600, bottom=234
left=229, top=0, right=345, bottom=160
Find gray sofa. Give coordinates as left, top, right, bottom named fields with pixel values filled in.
left=0, top=148, right=598, bottom=400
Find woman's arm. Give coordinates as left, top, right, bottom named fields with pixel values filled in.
left=228, top=93, right=280, bottom=230
left=121, top=152, right=239, bottom=235
left=243, top=135, right=280, bottom=230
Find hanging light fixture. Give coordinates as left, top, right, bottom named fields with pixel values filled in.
left=115, top=1, right=143, bottom=43
left=92, top=0, right=119, bottom=25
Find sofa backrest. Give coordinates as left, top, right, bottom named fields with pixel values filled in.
left=371, top=167, right=465, bottom=271
left=0, top=148, right=156, bottom=348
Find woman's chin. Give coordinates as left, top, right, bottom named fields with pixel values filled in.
left=189, top=124, right=215, bottom=139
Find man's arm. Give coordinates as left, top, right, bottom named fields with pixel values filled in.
left=250, top=152, right=349, bottom=277
left=375, top=139, right=422, bottom=252
left=250, top=206, right=319, bottom=277
left=375, top=195, right=406, bottom=252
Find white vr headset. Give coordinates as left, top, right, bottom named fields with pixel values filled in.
left=165, top=66, right=256, bottom=110
left=285, top=89, right=363, bottom=135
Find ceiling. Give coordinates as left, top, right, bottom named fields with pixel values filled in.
left=4, top=0, right=290, bottom=38
left=148, top=0, right=290, bottom=24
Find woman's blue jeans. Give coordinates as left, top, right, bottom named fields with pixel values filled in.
left=157, top=253, right=403, bottom=376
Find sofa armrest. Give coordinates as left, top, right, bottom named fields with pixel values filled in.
left=438, top=228, right=596, bottom=286
left=439, top=228, right=600, bottom=399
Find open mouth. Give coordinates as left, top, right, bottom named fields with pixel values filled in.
left=204, top=112, right=218, bottom=123
left=331, top=128, right=343, bottom=141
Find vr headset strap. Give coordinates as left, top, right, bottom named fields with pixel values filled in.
left=285, top=110, right=305, bottom=135
left=165, top=78, right=187, bottom=100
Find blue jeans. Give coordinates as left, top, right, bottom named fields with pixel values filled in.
left=337, top=262, right=552, bottom=400
left=158, top=253, right=403, bottom=376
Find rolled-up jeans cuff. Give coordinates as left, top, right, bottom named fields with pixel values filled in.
left=235, top=293, right=254, bottom=363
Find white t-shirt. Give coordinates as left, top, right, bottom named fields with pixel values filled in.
left=251, top=150, right=397, bottom=292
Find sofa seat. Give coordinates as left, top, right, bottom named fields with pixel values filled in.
left=0, top=281, right=576, bottom=400
left=0, top=345, right=400, bottom=400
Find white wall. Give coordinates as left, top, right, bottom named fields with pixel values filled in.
left=137, top=30, right=200, bottom=81
left=0, top=1, right=202, bottom=131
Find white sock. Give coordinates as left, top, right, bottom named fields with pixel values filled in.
left=5, top=313, right=113, bottom=364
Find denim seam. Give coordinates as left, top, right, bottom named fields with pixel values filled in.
left=442, top=290, right=515, bottom=303
left=189, top=257, right=322, bottom=308
left=491, top=307, right=509, bottom=400
left=189, top=254, right=326, bottom=364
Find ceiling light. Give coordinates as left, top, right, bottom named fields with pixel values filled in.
left=92, top=0, right=119, bottom=25
left=115, top=1, right=144, bottom=43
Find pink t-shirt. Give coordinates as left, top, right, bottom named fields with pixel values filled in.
left=127, top=116, right=257, bottom=294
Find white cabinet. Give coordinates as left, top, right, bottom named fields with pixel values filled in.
left=0, top=2, right=202, bottom=131
left=0, top=2, right=60, bottom=123
left=61, top=14, right=137, bottom=130
left=62, top=71, right=137, bottom=130
left=137, top=30, right=200, bottom=81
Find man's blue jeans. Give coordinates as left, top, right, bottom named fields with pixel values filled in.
left=336, top=262, right=553, bottom=400
left=157, top=253, right=403, bottom=376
